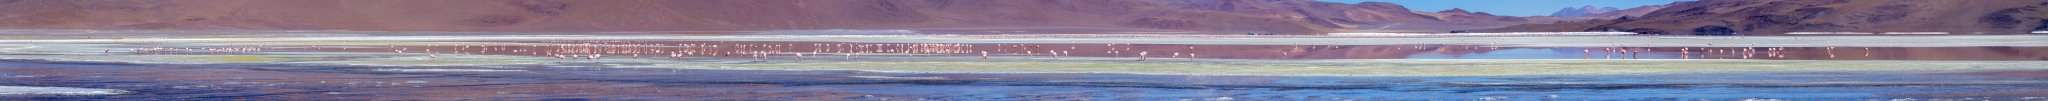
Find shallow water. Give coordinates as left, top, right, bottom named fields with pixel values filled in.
left=5, top=33, right=2048, bottom=100
left=1, top=59, right=2043, bottom=100
left=273, top=40, right=2048, bottom=60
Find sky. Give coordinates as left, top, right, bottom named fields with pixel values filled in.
left=1315, top=0, right=1692, bottom=16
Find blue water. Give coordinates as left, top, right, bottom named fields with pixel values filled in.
left=1, top=59, right=2043, bottom=100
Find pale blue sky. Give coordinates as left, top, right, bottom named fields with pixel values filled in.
left=1315, top=0, right=1691, bottom=16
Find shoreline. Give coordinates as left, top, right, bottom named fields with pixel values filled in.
left=1, top=34, right=2046, bottom=47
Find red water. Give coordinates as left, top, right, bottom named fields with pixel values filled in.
left=272, top=40, right=2048, bottom=61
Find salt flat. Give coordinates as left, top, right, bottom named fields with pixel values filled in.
left=5, top=34, right=2045, bottom=47
left=0, top=86, right=128, bottom=96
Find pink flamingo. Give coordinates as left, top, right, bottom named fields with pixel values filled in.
left=1138, top=51, right=1149, bottom=61
left=1863, top=48, right=1871, bottom=57
left=1583, top=49, right=1592, bottom=59
left=1048, top=50, right=1060, bottom=59
left=1681, top=48, right=1691, bottom=54
left=1630, top=48, right=1646, bottom=59
left=1061, top=51, right=1072, bottom=58
left=1603, top=48, right=1612, bottom=59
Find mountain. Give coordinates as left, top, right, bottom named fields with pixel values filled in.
left=1545, top=5, right=1664, bottom=20
left=0, top=0, right=1556, bottom=34
left=1584, top=5, right=1666, bottom=19
left=1144, top=0, right=1544, bottom=33
left=1550, top=6, right=1622, bottom=18
left=1481, top=0, right=2048, bottom=35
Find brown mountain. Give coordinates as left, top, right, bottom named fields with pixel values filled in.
left=1481, top=0, right=2048, bottom=35
left=1550, top=6, right=1622, bottom=18
left=0, top=0, right=1551, bottom=35
left=1140, top=0, right=1540, bottom=33
left=1582, top=5, right=1665, bottom=19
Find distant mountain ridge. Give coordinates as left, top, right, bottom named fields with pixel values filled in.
left=1550, top=6, right=1621, bottom=18
left=1586, top=5, right=1666, bottom=19
left=1483, top=0, right=2048, bottom=35
left=1547, top=5, right=1664, bottom=19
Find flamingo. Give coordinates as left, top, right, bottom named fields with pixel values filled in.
left=1049, top=50, right=1060, bottom=59
left=1111, top=50, right=1121, bottom=57
left=1681, top=48, right=1691, bottom=55
left=1025, top=50, right=1036, bottom=57
left=1628, top=49, right=1638, bottom=59
left=1488, top=42, right=1499, bottom=50
left=1863, top=47, right=1871, bottom=57
left=1603, top=48, right=1612, bottom=59
left=1138, top=51, right=1149, bottom=61
left=1583, top=49, right=1592, bottom=59
left=1061, top=51, right=1071, bottom=58
left=1613, top=48, right=1630, bottom=59
left=1682, top=48, right=1692, bottom=59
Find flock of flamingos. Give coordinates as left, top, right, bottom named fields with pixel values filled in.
left=109, top=39, right=1884, bottom=62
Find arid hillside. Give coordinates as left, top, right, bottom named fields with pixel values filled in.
left=1482, top=0, right=2048, bottom=35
